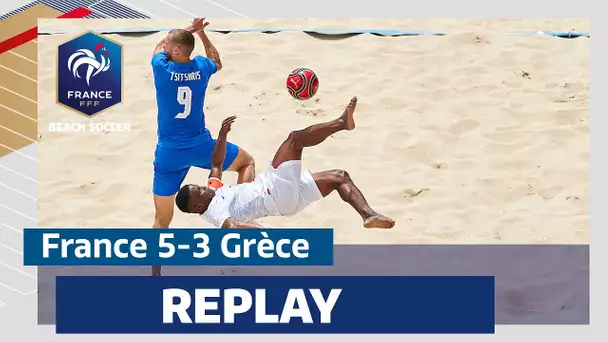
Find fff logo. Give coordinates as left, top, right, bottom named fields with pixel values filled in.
left=57, top=32, right=123, bottom=116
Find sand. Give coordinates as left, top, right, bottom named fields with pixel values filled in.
left=37, top=19, right=589, bottom=244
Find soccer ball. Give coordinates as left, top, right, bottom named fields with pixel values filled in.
left=286, top=68, right=319, bottom=100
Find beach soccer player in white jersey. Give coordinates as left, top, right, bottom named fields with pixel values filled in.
left=150, top=19, right=256, bottom=276
left=175, top=96, right=395, bottom=229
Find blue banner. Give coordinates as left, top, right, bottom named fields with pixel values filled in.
left=55, top=276, right=495, bottom=334
left=23, top=228, right=333, bottom=266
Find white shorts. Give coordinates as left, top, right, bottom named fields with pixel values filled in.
left=258, top=160, right=323, bottom=216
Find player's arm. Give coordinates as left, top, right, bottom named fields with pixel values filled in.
left=209, top=116, right=237, bottom=180
left=184, top=20, right=202, bottom=34
left=195, top=22, right=222, bottom=71
left=221, top=218, right=237, bottom=228
left=221, top=218, right=261, bottom=229
left=152, top=36, right=167, bottom=56
left=151, top=38, right=169, bottom=71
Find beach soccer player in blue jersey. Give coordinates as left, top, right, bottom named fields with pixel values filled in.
left=150, top=19, right=255, bottom=275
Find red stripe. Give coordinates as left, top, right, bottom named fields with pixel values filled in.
left=57, top=7, right=93, bottom=19
left=0, top=27, right=37, bottom=54
left=0, top=7, right=93, bottom=55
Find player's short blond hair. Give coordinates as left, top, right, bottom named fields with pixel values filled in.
left=167, top=29, right=195, bottom=56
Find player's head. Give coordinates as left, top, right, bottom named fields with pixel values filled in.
left=176, top=184, right=214, bottom=214
left=164, top=29, right=195, bottom=60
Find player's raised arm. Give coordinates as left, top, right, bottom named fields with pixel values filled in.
left=209, top=116, right=237, bottom=180
left=194, top=19, right=222, bottom=71
left=152, top=36, right=167, bottom=56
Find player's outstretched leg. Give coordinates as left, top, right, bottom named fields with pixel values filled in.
left=151, top=194, right=175, bottom=276
left=271, top=96, right=357, bottom=168
left=313, top=169, right=395, bottom=229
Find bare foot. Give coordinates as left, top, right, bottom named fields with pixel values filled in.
left=364, top=214, right=395, bottom=229
left=340, top=96, right=357, bottom=131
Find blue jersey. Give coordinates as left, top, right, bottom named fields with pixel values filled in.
left=151, top=51, right=218, bottom=148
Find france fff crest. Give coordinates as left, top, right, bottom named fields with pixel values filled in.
left=57, top=32, right=123, bottom=116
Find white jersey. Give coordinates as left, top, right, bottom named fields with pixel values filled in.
left=200, top=161, right=324, bottom=228
left=200, top=180, right=270, bottom=228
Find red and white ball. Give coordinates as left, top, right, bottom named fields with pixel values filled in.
left=286, top=68, right=319, bottom=100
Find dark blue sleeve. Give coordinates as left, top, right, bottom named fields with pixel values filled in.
left=195, top=56, right=218, bottom=77
left=151, top=51, right=169, bottom=69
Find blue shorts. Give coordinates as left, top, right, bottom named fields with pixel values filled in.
left=153, top=140, right=240, bottom=196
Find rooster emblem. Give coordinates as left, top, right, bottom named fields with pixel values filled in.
left=67, top=43, right=111, bottom=87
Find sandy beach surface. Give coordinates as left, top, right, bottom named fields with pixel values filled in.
left=37, top=19, right=589, bottom=244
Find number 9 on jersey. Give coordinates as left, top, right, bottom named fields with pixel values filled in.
left=175, top=86, right=192, bottom=119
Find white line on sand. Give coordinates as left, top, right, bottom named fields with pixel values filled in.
left=0, top=103, right=37, bottom=122
left=0, top=243, right=23, bottom=256
left=1, top=223, right=24, bottom=234
left=0, top=124, right=37, bottom=143
left=0, top=65, right=37, bottom=83
left=0, top=203, right=37, bottom=222
left=0, top=85, right=37, bottom=104
left=0, top=164, right=37, bottom=183
left=0, top=282, right=37, bottom=296
left=0, top=181, right=37, bottom=201
left=0, top=143, right=38, bottom=162
left=8, top=50, right=37, bottom=64
left=0, top=261, right=36, bottom=280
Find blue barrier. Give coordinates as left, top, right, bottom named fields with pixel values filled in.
left=511, top=30, right=589, bottom=38
left=37, top=27, right=589, bottom=38
left=38, top=28, right=445, bottom=35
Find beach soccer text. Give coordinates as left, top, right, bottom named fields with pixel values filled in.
left=48, top=121, right=132, bottom=132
